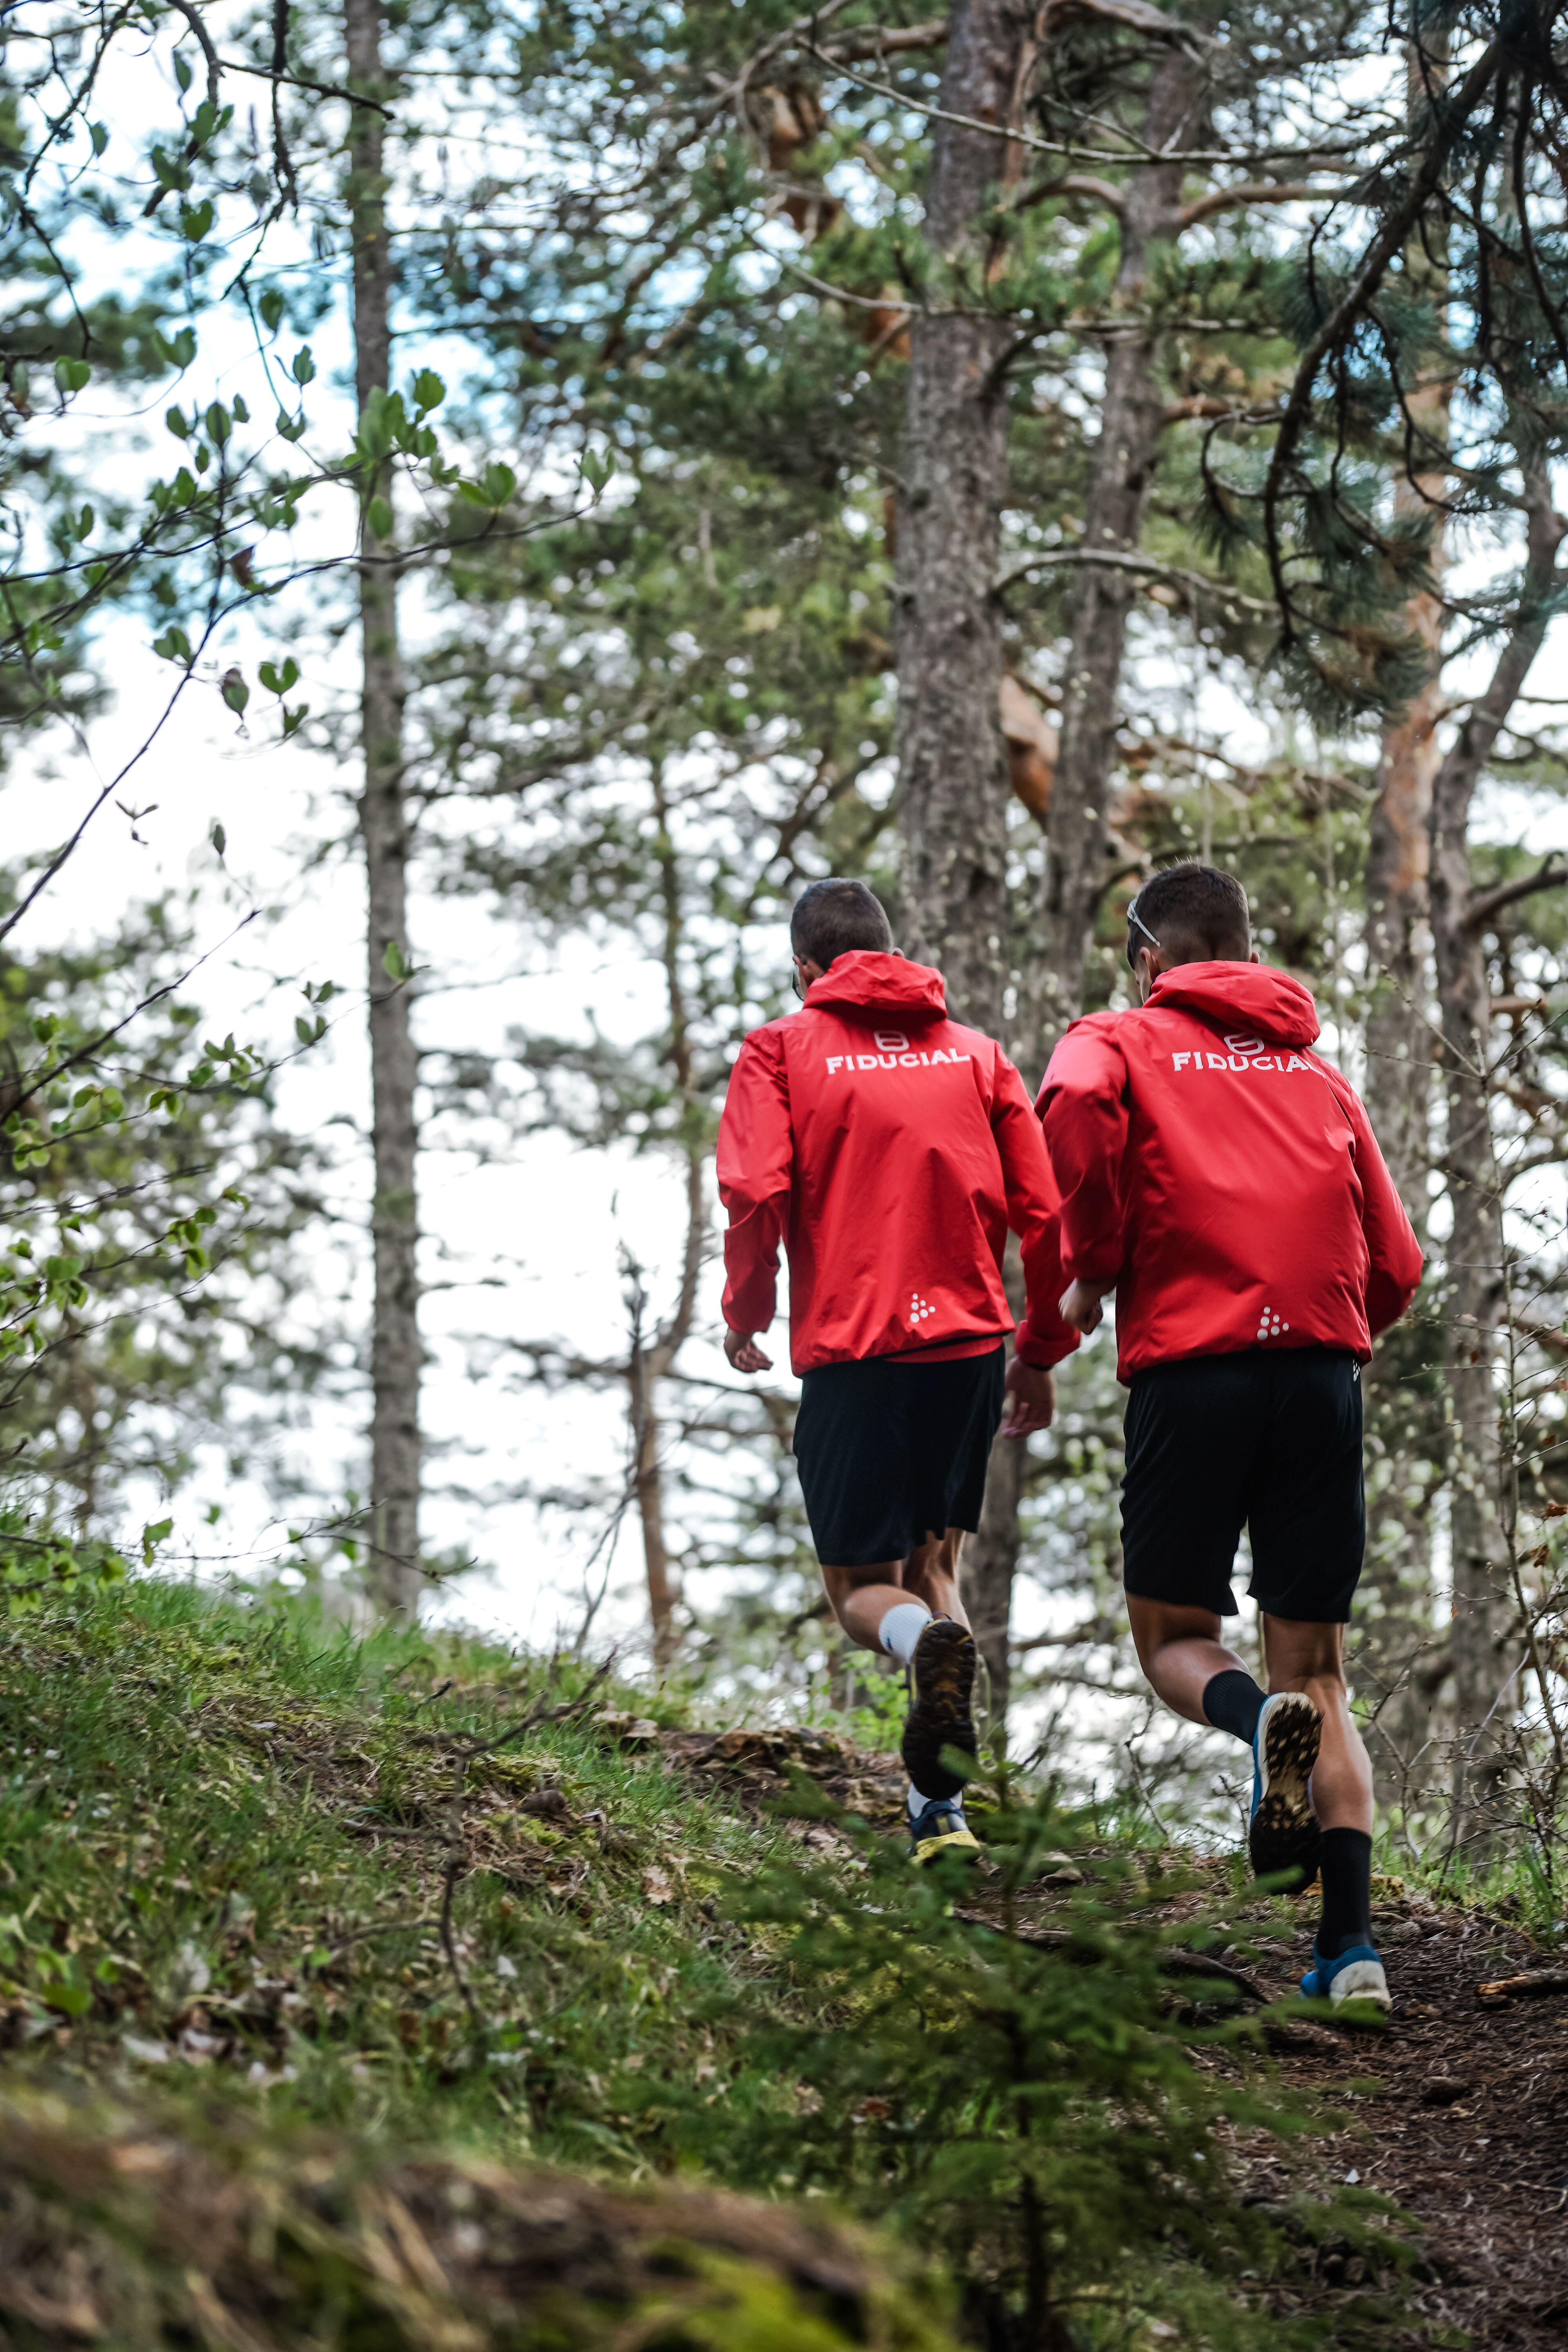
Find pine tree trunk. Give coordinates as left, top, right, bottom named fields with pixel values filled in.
left=624, top=778, right=708, bottom=1676
left=1428, top=466, right=1565, bottom=1851
left=893, top=0, right=1037, bottom=1735
left=348, top=0, right=421, bottom=1617
left=1034, top=49, right=1200, bottom=1043
left=893, top=0, right=1035, bottom=1036
left=1430, top=789, right=1509, bottom=1847
left=1357, top=47, right=1448, bottom=1810
left=963, top=1428, right=1025, bottom=1731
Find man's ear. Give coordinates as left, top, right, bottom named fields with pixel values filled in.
left=1136, top=946, right=1161, bottom=1001
left=1249, top=945, right=1261, bottom=964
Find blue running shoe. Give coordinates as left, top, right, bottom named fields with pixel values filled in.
left=907, top=1794, right=982, bottom=1865
left=1249, top=1691, right=1322, bottom=1888
left=1300, top=1944, right=1391, bottom=2013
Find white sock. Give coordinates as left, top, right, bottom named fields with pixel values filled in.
left=908, top=1781, right=957, bottom=1820
left=878, top=1601, right=932, bottom=1665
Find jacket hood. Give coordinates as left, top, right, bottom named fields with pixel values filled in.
left=1146, top=960, right=1320, bottom=1047
left=804, top=951, right=947, bottom=1020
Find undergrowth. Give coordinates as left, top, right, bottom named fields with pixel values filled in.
left=0, top=1579, right=1425, bottom=2350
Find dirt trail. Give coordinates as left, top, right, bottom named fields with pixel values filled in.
left=627, top=1714, right=1568, bottom=2352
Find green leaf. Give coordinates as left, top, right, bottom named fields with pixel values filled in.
left=165, top=405, right=190, bottom=439
left=53, top=357, right=91, bottom=395
left=259, top=290, right=285, bottom=332
left=258, top=655, right=299, bottom=695
left=89, top=121, right=108, bottom=155
left=232, top=394, right=249, bottom=423
left=482, top=461, right=517, bottom=507
left=209, top=820, right=227, bottom=858
left=291, top=346, right=316, bottom=386
left=180, top=199, right=215, bottom=243
left=276, top=410, right=306, bottom=443
left=381, top=939, right=409, bottom=981
left=153, top=626, right=192, bottom=664
left=412, top=368, right=446, bottom=413
left=366, top=495, right=394, bottom=542
left=173, top=51, right=192, bottom=91
left=221, top=669, right=249, bottom=714
left=281, top=703, right=309, bottom=738
left=140, top=1517, right=174, bottom=1568
left=205, top=400, right=230, bottom=446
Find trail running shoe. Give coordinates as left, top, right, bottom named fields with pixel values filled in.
left=1299, top=1944, right=1392, bottom=2013
left=1249, top=1690, right=1323, bottom=1889
left=908, top=1794, right=982, bottom=1864
left=902, top=1618, right=978, bottom=1800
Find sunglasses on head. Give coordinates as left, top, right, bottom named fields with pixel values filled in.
left=1125, top=899, right=1162, bottom=969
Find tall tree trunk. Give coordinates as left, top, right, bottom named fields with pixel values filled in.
left=348, top=0, right=421, bottom=1616
left=1357, top=39, right=1449, bottom=1813
left=893, top=0, right=1035, bottom=1737
left=1428, top=466, right=1565, bottom=1851
left=894, top=0, right=1035, bottom=1035
left=960, top=44, right=1198, bottom=1740
left=1034, top=48, right=1201, bottom=1043
left=624, top=766, right=707, bottom=1676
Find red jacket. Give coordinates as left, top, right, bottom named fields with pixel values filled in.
left=718, top=952, right=1080, bottom=1376
left=1036, top=962, right=1423, bottom=1382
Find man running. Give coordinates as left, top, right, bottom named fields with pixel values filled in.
left=1039, top=863, right=1422, bottom=2009
left=718, top=878, right=1079, bottom=1860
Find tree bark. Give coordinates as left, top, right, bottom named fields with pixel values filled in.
left=348, top=0, right=421, bottom=1616
left=893, top=0, right=1036, bottom=1738
left=1428, top=466, right=1565, bottom=1849
left=624, top=765, right=707, bottom=1676
left=1356, top=40, right=1449, bottom=1812
left=963, top=1422, right=1025, bottom=1730
left=1034, top=49, right=1202, bottom=1045
left=893, top=0, right=1036, bottom=1036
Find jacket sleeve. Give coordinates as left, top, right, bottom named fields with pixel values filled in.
left=716, top=1031, right=793, bottom=1336
left=990, top=1054, right=1080, bottom=1369
left=1034, top=1018, right=1130, bottom=1289
left=1344, top=1083, right=1424, bottom=1336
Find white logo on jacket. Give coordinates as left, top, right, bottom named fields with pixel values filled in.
left=909, top=1292, right=935, bottom=1327
left=1169, top=1042, right=1312, bottom=1073
left=1256, top=1304, right=1290, bottom=1339
left=823, top=1046, right=973, bottom=1074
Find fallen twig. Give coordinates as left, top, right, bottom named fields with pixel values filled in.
left=1477, top=1968, right=1568, bottom=2004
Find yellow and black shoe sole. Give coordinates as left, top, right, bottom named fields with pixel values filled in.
left=910, top=1822, right=983, bottom=1865
left=1249, top=1693, right=1323, bottom=1890
left=902, top=1620, right=978, bottom=1801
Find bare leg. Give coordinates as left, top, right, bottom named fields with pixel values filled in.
left=1127, top=1596, right=1254, bottom=1725
left=1261, top=1615, right=1372, bottom=1834
left=822, top=1529, right=968, bottom=1653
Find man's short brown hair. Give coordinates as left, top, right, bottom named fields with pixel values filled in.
left=791, top=878, right=894, bottom=969
left=1126, top=863, right=1250, bottom=970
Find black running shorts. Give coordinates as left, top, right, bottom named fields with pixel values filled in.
left=1120, top=1348, right=1365, bottom=1623
left=792, top=1348, right=1005, bottom=1567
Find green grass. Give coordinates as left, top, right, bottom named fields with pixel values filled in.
left=0, top=1581, right=1425, bottom=2351
left=0, top=1580, right=823, bottom=2161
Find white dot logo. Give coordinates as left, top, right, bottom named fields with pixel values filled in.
left=1256, top=1305, right=1290, bottom=1341
left=909, top=1292, right=935, bottom=1327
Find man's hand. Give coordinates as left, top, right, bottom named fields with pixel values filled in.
left=1000, top=1357, right=1056, bottom=1439
left=724, top=1328, right=773, bottom=1374
left=1060, top=1278, right=1112, bottom=1335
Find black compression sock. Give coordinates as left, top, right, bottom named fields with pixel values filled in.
left=1316, top=1828, right=1374, bottom=1960
left=1201, top=1668, right=1266, bottom=1746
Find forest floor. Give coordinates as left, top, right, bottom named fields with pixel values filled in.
left=658, top=1718, right=1568, bottom=2352
left=0, top=1588, right=1563, bottom=2349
